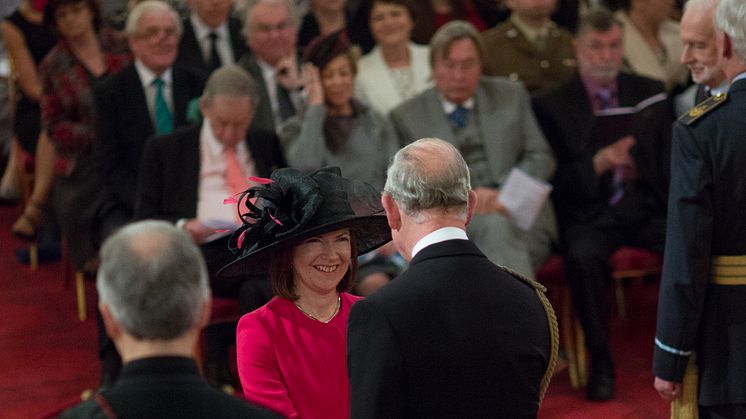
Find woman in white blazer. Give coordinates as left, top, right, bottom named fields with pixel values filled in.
left=355, top=0, right=432, bottom=115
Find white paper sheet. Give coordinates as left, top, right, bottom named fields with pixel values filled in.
left=497, top=168, right=553, bottom=231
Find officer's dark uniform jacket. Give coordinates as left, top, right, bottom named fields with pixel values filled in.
left=653, top=75, right=746, bottom=406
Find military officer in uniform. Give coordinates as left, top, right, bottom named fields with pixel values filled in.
left=481, top=0, right=576, bottom=93
left=653, top=0, right=746, bottom=417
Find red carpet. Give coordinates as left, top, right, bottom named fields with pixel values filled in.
left=0, top=204, right=669, bottom=418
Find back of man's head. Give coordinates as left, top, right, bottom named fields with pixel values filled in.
left=384, top=138, right=471, bottom=223
left=97, top=220, right=210, bottom=341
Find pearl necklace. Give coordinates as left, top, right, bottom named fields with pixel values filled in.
left=294, top=294, right=341, bottom=323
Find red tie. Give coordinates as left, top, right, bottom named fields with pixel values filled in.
left=225, top=146, right=250, bottom=220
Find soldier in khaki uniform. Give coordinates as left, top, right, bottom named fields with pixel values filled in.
left=481, top=0, right=576, bottom=93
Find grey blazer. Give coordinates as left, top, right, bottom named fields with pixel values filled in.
left=389, top=77, right=558, bottom=270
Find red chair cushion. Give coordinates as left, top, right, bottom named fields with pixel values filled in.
left=611, top=246, right=663, bottom=272
left=210, top=297, right=241, bottom=323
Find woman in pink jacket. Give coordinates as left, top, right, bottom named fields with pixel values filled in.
left=219, top=166, right=391, bottom=419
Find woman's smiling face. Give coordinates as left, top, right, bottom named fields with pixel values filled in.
left=292, top=228, right=352, bottom=296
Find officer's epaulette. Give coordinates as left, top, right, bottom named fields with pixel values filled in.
left=678, top=92, right=728, bottom=126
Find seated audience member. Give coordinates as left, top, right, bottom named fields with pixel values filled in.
left=347, top=138, right=557, bottom=418
left=532, top=7, right=672, bottom=401
left=94, top=0, right=205, bottom=232
left=59, top=221, right=279, bottom=419
left=281, top=30, right=400, bottom=294
left=220, top=167, right=392, bottom=419
left=238, top=0, right=303, bottom=133
left=297, top=0, right=349, bottom=52
left=674, top=0, right=727, bottom=116
left=614, top=0, right=687, bottom=91
left=30, top=0, right=130, bottom=274
left=354, top=0, right=432, bottom=115
left=135, top=65, right=285, bottom=387
left=481, top=0, right=576, bottom=93
left=92, top=0, right=205, bottom=387
left=136, top=65, right=284, bottom=293
left=177, top=0, right=248, bottom=78
left=389, top=20, right=558, bottom=280
left=3, top=0, right=56, bottom=236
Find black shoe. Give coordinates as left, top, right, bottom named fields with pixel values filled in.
left=586, top=361, right=615, bottom=401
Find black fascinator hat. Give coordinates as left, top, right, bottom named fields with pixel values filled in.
left=218, top=167, right=392, bottom=279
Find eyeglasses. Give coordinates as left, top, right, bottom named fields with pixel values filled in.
left=135, top=26, right=179, bottom=41
left=251, top=21, right=293, bottom=34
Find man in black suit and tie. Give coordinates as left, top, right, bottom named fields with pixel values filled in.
left=238, top=0, right=302, bottom=133
left=177, top=0, right=248, bottom=78
left=136, top=65, right=285, bottom=294
left=531, top=7, right=672, bottom=401
left=94, top=0, right=205, bottom=232
left=347, top=138, right=557, bottom=419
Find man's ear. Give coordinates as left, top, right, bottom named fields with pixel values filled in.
left=381, top=194, right=402, bottom=231
left=465, top=190, right=477, bottom=227
left=196, top=296, right=212, bottom=330
left=99, top=303, right=121, bottom=341
left=722, top=31, right=734, bottom=61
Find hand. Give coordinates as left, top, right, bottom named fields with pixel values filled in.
left=300, top=63, right=323, bottom=106
left=593, top=135, right=635, bottom=175
left=473, top=187, right=508, bottom=215
left=182, top=219, right=215, bottom=244
left=654, top=377, right=682, bottom=401
left=275, top=53, right=301, bottom=91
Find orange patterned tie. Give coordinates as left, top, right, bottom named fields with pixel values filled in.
left=225, top=146, right=250, bottom=221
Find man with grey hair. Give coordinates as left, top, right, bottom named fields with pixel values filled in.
left=94, top=0, right=205, bottom=232
left=60, top=221, right=278, bottom=418
left=238, top=0, right=303, bottom=133
left=92, top=0, right=205, bottom=388
left=653, top=0, right=746, bottom=416
left=674, top=0, right=728, bottom=116
left=135, top=65, right=285, bottom=387
left=347, top=138, right=557, bottom=418
left=389, top=20, right=558, bottom=282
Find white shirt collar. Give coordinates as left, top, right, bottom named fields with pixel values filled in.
left=190, top=13, right=229, bottom=44
left=411, top=227, right=468, bottom=259
left=439, top=94, right=474, bottom=115
left=134, top=60, right=173, bottom=88
left=731, top=71, right=746, bottom=85
left=709, top=80, right=730, bottom=96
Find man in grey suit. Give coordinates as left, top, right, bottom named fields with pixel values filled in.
left=237, top=0, right=302, bottom=133
left=389, top=20, right=557, bottom=279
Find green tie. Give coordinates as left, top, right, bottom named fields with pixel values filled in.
left=152, top=78, right=173, bottom=134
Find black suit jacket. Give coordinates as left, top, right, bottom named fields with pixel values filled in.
left=60, top=357, right=279, bottom=418
left=134, top=124, right=285, bottom=222
left=532, top=72, right=672, bottom=228
left=236, top=53, right=297, bottom=133
left=94, top=63, right=205, bottom=216
left=347, top=239, right=552, bottom=419
left=176, top=16, right=248, bottom=79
